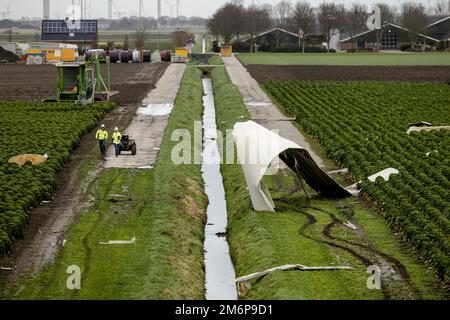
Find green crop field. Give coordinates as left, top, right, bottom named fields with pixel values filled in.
left=0, top=102, right=114, bottom=255
left=238, top=52, right=450, bottom=66
left=265, top=80, right=450, bottom=283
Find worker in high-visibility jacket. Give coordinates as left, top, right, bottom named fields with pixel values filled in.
left=112, top=127, right=122, bottom=158
left=95, top=124, right=108, bottom=157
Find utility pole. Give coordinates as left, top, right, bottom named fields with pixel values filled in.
left=176, top=0, right=180, bottom=18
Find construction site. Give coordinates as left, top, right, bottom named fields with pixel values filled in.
left=0, top=0, right=449, bottom=317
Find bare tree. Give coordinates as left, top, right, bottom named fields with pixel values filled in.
left=318, top=2, right=345, bottom=53
left=400, top=2, right=428, bottom=47
left=345, top=3, right=368, bottom=51
left=207, top=2, right=246, bottom=45
left=245, top=5, right=273, bottom=53
left=291, top=1, right=315, bottom=53
left=171, top=30, right=189, bottom=47
left=135, top=26, right=147, bottom=50
left=433, top=0, right=449, bottom=13
left=123, top=34, right=129, bottom=50
left=275, top=1, right=293, bottom=29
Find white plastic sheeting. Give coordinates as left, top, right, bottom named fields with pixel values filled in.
left=407, top=126, right=450, bottom=134
left=367, top=168, right=399, bottom=182
left=232, top=121, right=350, bottom=212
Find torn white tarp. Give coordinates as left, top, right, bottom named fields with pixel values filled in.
left=232, top=121, right=350, bottom=212
left=407, top=126, right=450, bottom=134
left=345, top=168, right=399, bottom=196
left=368, top=168, right=399, bottom=182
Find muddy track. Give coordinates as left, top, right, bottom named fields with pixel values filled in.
left=319, top=210, right=421, bottom=299
left=291, top=206, right=391, bottom=299
left=277, top=191, right=421, bottom=298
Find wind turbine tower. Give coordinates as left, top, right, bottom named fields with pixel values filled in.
left=43, top=0, right=50, bottom=20
left=139, top=0, right=143, bottom=18
left=157, top=0, right=161, bottom=19
left=108, top=0, right=112, bottom=20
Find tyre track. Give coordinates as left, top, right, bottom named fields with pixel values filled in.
left=277, top=202, right=390, bottom=299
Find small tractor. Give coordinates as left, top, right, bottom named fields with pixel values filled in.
left=119, top=133, right=137, bottom=156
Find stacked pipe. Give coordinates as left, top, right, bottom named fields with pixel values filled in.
left=103, top=50, right=153, bottom=63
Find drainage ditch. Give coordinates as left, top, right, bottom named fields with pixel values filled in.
left=201, top=76, right=238, bottom=300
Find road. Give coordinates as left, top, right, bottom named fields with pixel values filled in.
left=222, top=55, right=325, bottom=168
left=103, top=63, right=186, bottom=169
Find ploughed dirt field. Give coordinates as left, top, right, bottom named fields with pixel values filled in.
left=0, top=63, right=167, bottom=105
left=245, top=65, right=450, bottom=83
left=0, top=62, right=168, bottom=281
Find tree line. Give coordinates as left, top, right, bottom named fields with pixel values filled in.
left=207, top=0, right=448, bottom=52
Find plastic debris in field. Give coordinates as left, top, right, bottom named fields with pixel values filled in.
left=368, top=168, right=399, bottom=182
left=232, top=121, right=350, bottom=212
left=8, top=154, right=48, bottom=167
left=99, top=237, right=136, bottom=245
left=406, top=121, right=450, bottom=134
left=407, top=126, right=450, bottom=134
left=345, top=168, right=399, bottom=196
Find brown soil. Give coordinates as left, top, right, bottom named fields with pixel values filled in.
left=0, top=63, right=166, bottom=103
left=0, top=62, right=168, bottom=284
left=245, top=65, right=450, bottom=83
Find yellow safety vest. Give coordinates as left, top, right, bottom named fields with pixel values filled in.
left=112, top=131, right=122, bottom=145
left=96, top=129, right=108, bottom=140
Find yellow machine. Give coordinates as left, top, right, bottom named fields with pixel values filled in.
left=46, top=49, right=76, bottom=62
left=175, top=47, right=189, bottom=58
left=221, top=46, right=232, bottom=57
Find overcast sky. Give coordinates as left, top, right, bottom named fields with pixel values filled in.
left=1, top=0, right=444, bottom=20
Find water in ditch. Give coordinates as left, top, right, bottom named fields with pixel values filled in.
left=201, top=77, right=238, bottom=300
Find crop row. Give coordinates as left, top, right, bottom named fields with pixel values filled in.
left=265, top=80, right=450, bottom=283
left=0, top=102, right=114, bottom=255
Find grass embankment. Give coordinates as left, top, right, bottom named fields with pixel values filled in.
left=6, top=66, right=207, bottom=299
left=238, top=52, right=450, bottom=66
left=211, top=61, right=447, bottom=299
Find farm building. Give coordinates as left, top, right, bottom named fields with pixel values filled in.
left=244, top=28, right=301, bottom=47
left=41, top=20, right=98, bottom=51
left=424, top=15, right=450, bottom=49
left=340, top=23, right=440, bottom=51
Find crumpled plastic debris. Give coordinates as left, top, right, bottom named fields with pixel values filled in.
left=8, top=153, right=48, bottom=167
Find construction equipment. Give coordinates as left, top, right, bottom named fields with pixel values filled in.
left=119, top=133, right=137, bottom=155
left=48, top=53, right=118, bottom=104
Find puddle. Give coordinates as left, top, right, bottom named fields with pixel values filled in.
left=137, top=103, right=174, bottom=116
left=201, top=78, right=238, bottom=300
